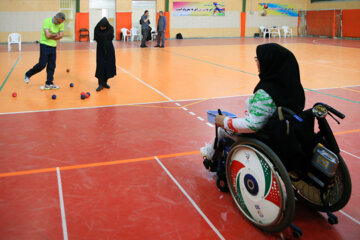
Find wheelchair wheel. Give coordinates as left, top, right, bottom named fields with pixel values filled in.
left=292, top=154, right=352, bottom=212
left=226, top=137, right=295, bottom=233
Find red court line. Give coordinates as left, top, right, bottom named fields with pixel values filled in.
left=0, top=150, right=200, bottom=178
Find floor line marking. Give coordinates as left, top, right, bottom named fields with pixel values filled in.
left=116, top=64, right=173, bottom=101
left=341, top=149, right=360, bottom=159
left=197, top=116, right=204, bottom=121
left=339, top=210, right=360, bottom=225
left=0, top=150, right=200, bottom=178
left=182, top=107, right=188, bottom=111
left=163, top=49, right=258, bottom=77
left=189, top=112, right=196, bottom=116
left=181, top=99, right=210, bottom=108
left=0, top=53, right=21, bottom=92
left=56, top=168, right=69, bottom=240
left=341, top=87, right=360, bottom=94
left=304, top=88, right=360, bottom=104
left=175, top=103, right=181, bottom=107
left=342, top=85, right=360, bottom=88
left=154, top=156, right=225, bottom=240
left=206, top=123, right=215, bottom=127
left=334, top=129, right=360, bottom=136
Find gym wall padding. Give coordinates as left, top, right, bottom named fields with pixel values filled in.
left=305, top=10, right=334, bottom=37
left=75, top=12, right=89, bottom=41
left=342, top=9, right=360, bottom=38
left=116, top=12, right=132, bottom=41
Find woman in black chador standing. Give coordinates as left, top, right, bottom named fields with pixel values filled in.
left=94, top=17, right=116, bottom=91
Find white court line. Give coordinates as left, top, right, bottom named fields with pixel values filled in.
left=56, top=168, right=68, bottom=240
left=182, top=107, right=188, bottom=111
left=116, top=64, right=173, bottom=101
left=341, top=149, right=360, bottom=159
left=154, top=156, right=225, bottom=240
left=189, top=112, right=196, bottom=116
left=0, top=94, right=251, bottom=116
left=175, top=103, right=182, bottom=107
left=197, top=116, right=204, bottom=121
left=342, top=85, right=360, bottom=88
left=206, top=123, right=215, bottom=127
left=340, top=210, right=360, bottom=225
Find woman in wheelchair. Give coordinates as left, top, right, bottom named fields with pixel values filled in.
left=200, top=43, right=305, bottom=160
left=201, top=43, right=351, bottom=237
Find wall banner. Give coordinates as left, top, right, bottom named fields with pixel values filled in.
left=258, top=3, right=298, bottom=17
left=173, top=2, right=225, bottom=16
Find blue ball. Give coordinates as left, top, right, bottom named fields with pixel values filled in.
left=70, top=83, right=74, bottom=87
left=86, top=92, right=90, bottom=96
left=81, top=94, right=86, bottom=99
left=52, top=94, right=56, bottom=100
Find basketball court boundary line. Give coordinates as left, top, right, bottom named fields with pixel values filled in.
left=2, top=84, right=358, bottom=115
left=163, top=49, right=258, bottom=77
left=116, top=64, right=173, bottom=101
left=0, top=53, right=21, bottom=91
left=304, top=88, right=360, bottom=104
left=154, top=156, right=225, bottom=240
left=341, top=149, right=360, bottom=159
left=56, top=167, right=69, bottom=240
left=339, top=210, right=360, bottom=225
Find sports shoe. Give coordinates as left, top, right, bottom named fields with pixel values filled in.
left=24, top=74, right=30, bottom=84
left=154, top=45, right=160, bottom=48
left=44, top=84, right=60, bottom=90
left=200, top=142, right=215, bottom=160
left=102, top=83, right=110, bottom=89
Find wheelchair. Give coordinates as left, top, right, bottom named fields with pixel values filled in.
left=203, top=103, right=352, bottom=238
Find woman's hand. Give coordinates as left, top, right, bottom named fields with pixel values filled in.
left=215, top=115, right=226, bottom=128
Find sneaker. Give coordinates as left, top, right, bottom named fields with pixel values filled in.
left=200, top=142, right=215, bottom=160
left=160, top=46, right=164, bottom=48
left=154, top=45, right=160, bottom=48
left=24, top=74, right=30, bottom=84
left=44, top=84, right=60, bottom=90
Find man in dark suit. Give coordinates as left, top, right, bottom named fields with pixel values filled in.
left=155, top=11, right=167, bottom=48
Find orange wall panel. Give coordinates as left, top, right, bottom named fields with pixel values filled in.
left=116, top=12, right=132, bottom=41
left=306, top=10, right=334, bottom=37
left=342, top=9, right=360, bottom=38
left=75, top=13, right=89, bottom=42
left=164, top=12, right=170, bottom=39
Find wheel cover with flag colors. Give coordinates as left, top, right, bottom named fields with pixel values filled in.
left=227, top=145, right=286, bottom=226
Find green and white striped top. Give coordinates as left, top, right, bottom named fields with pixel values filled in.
left=224, top=89, right=276, bottom=133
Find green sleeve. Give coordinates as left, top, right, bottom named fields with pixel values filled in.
left=43, top=18, right=50, bottom=30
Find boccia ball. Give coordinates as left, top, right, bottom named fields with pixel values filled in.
left=52, top=94, right=57, bottom=100
left=86, top=92, right=90, bottom=96
left=70, top=83, right=74, bottom=87
left=85, top=93, right=89, bottom=98
left=81, top=94, right=86, bottom=100
left=66, top=69, right=70, bottom=73
left=40, top=86, right=44, bottom=90
left=12, top=92, right=17, bottom=97
left=81, top=92, right=85, bottom=96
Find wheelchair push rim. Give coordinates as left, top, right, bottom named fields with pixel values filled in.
left=226, top=140, right=295, bottom=232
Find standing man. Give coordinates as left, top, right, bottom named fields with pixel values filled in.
left=24, top=12, right=65, bottom=89
left=140, top=10, right=150, bottom=48
left=155, top=11, right=167, bottom=48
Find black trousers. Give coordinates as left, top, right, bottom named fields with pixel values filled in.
left=141, top=28, right=149, bottom=46
left=26, top=44, right=56, bottom=85
left=98, top=78, right=108, bottom=86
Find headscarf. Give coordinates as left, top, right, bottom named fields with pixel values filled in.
left=94, top=17, right=114, bottom=41
left=254, top=43, right=305, bottom=114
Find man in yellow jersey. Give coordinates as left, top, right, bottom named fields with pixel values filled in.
left=24, top=12, right=65, bottom=89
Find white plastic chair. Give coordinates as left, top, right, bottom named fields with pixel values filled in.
left=121, top=28, right=130, bottom=42
left=8, top=33, right=21, bottom=51
left=259, top=26, right=270, bottom=38
left=282, top=26, right=293, bottom=38
left=130, top=28, right=140, bottom=41
left=151, top=30, right=157, bottom=41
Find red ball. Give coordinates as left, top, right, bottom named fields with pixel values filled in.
left=66, top=69, right=70, bottom=73
left=264, top=4, right=268, bottom=9
left=85, top=93, right=89, bottom=98
left=12, top=92, right=17, bottom=97
left=80, top=92, right=85, bottom=96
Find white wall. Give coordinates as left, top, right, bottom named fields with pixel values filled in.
left=246, top=11, right=298, bottom=28
left=132, top=1, right=157, bottom=31
left=0, top=11, right=57, bottom=33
